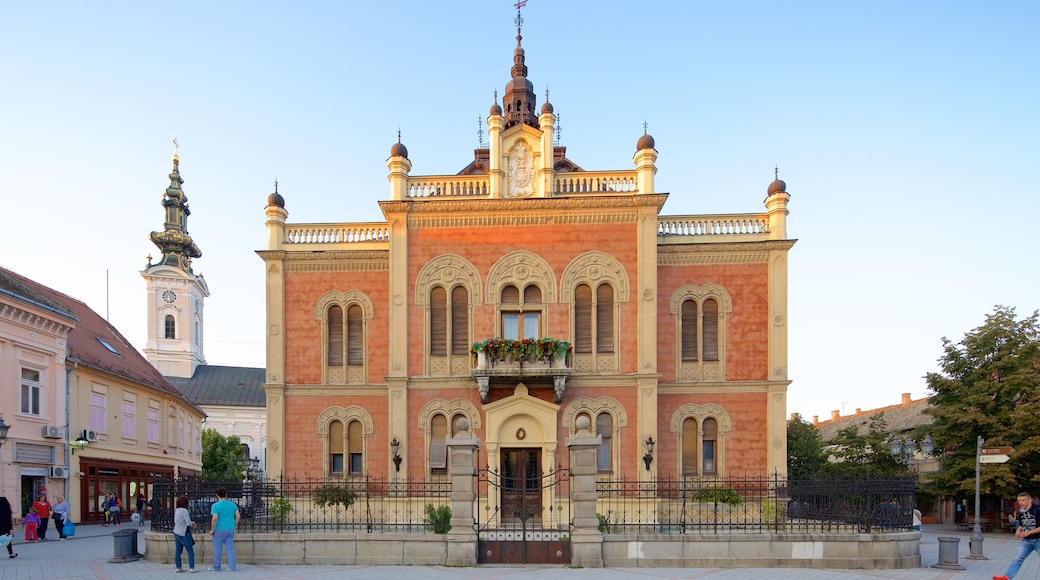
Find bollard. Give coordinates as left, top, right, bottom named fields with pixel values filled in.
left=109, top=529, right=142, bottom=563
left=932, top=536, right=965, bottom=570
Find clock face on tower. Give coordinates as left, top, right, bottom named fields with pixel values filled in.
left=162, top=290, right=177, bottom=304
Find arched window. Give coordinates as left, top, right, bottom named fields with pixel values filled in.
left=574, top=284, right=592, bottom=353
left=500, top=284, right=541, bottom=340
left=327, top=306, right=343, bottom=365
left=347, top=305, right=363, bottom=366
left=319, top=292, right=373, bottom=385
left=430, top=287, right=447, bottom=356
left=451, top=286, right=469, bottom=355
left=672, top=285, right=731, bottom=381
left=702, top=418, right=718, bottom=474
left=596, top=284, right=614, bottom=353
left=596, top=412, right=613, bottom=472
left=164, top=315, right=176, bottom=339
left=347, top=420, right=363, bottom=475
left=329, top=420, right=344, bottom=474
left=430, top=414, right=448, bottom=474
left=682, top=417, right=698, bottom=476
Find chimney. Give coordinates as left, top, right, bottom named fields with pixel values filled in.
left=831, top=410, right=840, bottom=421
left=812, top=415, right=819, bottom=425
left=855, top=408, right=862, bottom=414
left=902, top=393, right=912, bottom=405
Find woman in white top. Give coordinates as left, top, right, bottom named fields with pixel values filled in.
left=173, top=496, right=197, bottom=573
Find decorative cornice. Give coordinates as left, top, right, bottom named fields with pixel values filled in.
left=0, top=303, right=75, bottom=336
left=657, top=241, right=794, bottom=265
left=282, top=251, right=389, bottom=272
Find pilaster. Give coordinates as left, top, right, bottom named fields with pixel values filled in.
left=537, top=111, right=555, bottom=197
left=263, top=383, right=285, bottom=477
left=388, top=377, right=409, bottom=476
left=633, top=147, right=658, bottom=194
left=387, top=156, right=412, bottom=201
left=384, top=205, right=411, bottom=378
left=487, top=114, right=504, bottom=198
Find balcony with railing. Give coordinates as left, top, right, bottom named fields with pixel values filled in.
left=470, top=338, right=573, bottom=404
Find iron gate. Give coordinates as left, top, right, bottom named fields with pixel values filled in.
left=476, top=449, right=571, bottom=564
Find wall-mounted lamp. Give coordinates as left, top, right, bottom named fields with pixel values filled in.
left=71, top=436, right=89, bottom=455
left=391, top=437, right=402, bottom=472
left=643, top=436, right=655, bottom=471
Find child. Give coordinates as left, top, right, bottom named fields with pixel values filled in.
left=24, top=507, right=41, bottom=542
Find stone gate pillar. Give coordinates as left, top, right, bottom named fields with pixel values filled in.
left=567, top=416, right=603, bottom=568
left=446, top=417, right=479, bottom=566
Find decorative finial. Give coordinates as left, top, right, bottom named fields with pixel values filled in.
left=774, top=165, right=779, bottom=180
left=477, top=116, right=484, bottom=148
left=515, top=0, right=527, bottom=43
left=172, top=138, right=179, bottom=162
left=643, top=120, right=648, bottom=135
left=494, top=89, right=498, bottom=102
left=545, top=87, right=549, bottom=102
left=397, top=128, right=402, bottom=143
left=274, top=178, right=279, bottom=194
left=555, top=113, right=561, bottom=146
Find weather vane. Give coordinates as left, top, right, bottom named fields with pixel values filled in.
left=515, top=0, right=527, bottom=37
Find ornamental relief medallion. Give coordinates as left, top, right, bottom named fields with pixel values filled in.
left=507, top=142, right=534, bottom=198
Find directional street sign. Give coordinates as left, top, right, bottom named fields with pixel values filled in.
left=983, top=446, right=1015, bottom=455
left=980, top=454, right=1010, bottom=464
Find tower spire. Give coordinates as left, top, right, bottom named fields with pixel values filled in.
left=503, top=0, right=537, bottom=129
left=149, top=142, right=202, bottom=273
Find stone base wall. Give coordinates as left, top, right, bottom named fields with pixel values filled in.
left=602, top=532, right=922, bottom=569
left=145, top=532, right=449, bottom=566
left=146, top=530, right=920, bottom=569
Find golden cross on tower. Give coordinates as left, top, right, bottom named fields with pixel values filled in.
left=172, top=138, right=180, bottom=161
left=515, top=0, right=527, bottom=34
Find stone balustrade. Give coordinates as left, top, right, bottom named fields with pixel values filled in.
left=406, top=176, right=490, bottom=198
left=658, top=214, right=770, bottom=240
left=284, top=223, right=390, bottom=245
left=554, top=171, right=637, bottom=194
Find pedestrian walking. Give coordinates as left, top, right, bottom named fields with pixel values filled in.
left=31, top=493, right=52, bottom=540
left=0, top=497, right=17, bottom=558
left=109, top=493, right=123, bottom=526
left=993, top=491, right=1040, bottom=580
left=136, top=493, right=146, bottom=526
left=173, top=496, right=198, bottom=573
left=208, top=487, right=240, bottom=572
left=52, top=495, right=71, bottom=540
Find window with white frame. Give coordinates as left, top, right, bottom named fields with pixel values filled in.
left=500, top=284, right=542, bottom=339
left=122, top=400, right=136, bottom=438
left=178, top=417, right=184, bottom=449
left=147, top=407, right=159, bottom=443
left=90, top=392, right=106, bottom=432
left=20, top=368, right=42, bottom=416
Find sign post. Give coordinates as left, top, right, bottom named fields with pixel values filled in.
left=967, top=436, right=987, bottom=560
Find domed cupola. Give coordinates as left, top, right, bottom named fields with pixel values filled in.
left=390, top=131, right=409, bottom=159
left=503, top=5, right=538, bottom=129
left=767, top=167, right=787, bottom=195
left=636, top=125, right=655, bottom=152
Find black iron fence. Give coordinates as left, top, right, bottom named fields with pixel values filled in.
left=595, top=474, right=917, bottom=534
left=151, top=475, right=450, bottom=534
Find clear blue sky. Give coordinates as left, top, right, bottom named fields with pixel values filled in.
left=2, top=1, right=1036, bottom=423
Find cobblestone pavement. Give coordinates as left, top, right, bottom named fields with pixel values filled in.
left=1, top=523, right=1035, bottom=579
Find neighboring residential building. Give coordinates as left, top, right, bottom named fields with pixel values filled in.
left=258, top=16, right=795, bottom=488
left=0, top=266, right=205, bottom=523
left=0, top=267, right=77, bottom=518
left=141, top=147, right=266, bottom=472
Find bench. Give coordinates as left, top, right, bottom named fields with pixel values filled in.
left=957, top=517, right=993, bottom=532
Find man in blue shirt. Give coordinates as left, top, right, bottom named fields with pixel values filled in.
left=208, top=488, right=241, bottom=572
left=994, top=492, right=1040, bottom=580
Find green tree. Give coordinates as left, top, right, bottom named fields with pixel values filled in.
left=825, top=413, right=903, bottom=478
left=202, top=428, right=245, bottom=482
left=924, top=306, right=1040, bottom=500
left=787, top=413, right=828, bottom=478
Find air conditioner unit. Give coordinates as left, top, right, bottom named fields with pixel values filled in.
left=42, top=425, right=64, bottom=439
left=82, top=429, right=100, bottom=443
left=49, top=466, right=69, bottom=479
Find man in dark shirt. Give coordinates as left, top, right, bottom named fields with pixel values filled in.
left=994, top=492, right=1040, bottom=580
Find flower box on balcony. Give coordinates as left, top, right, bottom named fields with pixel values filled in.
left=471, top=337, right=571, bottom=370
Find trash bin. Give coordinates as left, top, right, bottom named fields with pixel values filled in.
left=112, top=529, right=138, bottom=558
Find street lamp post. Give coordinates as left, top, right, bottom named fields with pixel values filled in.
left=0, top=416, right=10, bottom=496
left=966, top=435, right=987, bottom=560
left=889, top=435, right=934, bottom=471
